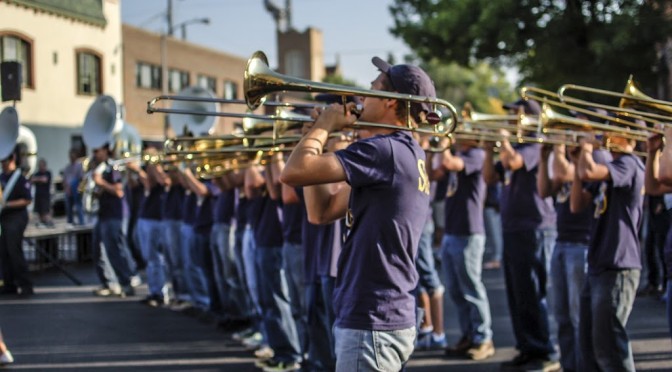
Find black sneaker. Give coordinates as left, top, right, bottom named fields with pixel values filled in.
left=501, top=353, right=534, bottom=370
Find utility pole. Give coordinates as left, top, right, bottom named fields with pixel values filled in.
left=167, top=0, right=174, bottom=36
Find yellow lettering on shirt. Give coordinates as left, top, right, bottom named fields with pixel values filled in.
left=418, top=159, right=430, bottom=195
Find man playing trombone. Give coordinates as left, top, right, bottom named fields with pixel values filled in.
left=281, top=57, right=435, bottom=371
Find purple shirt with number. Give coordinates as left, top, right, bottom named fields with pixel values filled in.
left=444, top=147, right=486, bottom=235
left=333, top=130, right=430, bottom=331
left=586, top=154, right=644, bottom=273
left=497, top=143, right=556, bottom=232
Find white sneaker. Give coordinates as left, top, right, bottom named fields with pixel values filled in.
left=242, top=332, right=263, bottom=349
left=130, top=275, right=142, bottom=288
left=0, top=350, right=14, bottom=365
left=254, top=345, right=274, bottom=360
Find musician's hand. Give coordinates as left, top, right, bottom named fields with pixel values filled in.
left=314, top=103, right=357, bottom=133
left=482, top=140, right=496, bottom=152
left=664, top=126, right=672, bottom=145
left=540, top=144, right=553, bottom=159
left=568, top=146, right=581, bottom=164
left=125, top=161, right=140, bottom=172
left=647, top=133, right=664, bottom=154
left=578, top=136, right=595, bottom=153
left=301, top=120, right=315, bottom=136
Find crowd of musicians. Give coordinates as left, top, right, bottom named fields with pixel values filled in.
left=1, top=55, right=672, bottom=372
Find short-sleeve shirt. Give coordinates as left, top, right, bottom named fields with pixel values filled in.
left=139, top=184, right=163, bottom=221
left=443, top=147, right=486, bottom=235
left=213, top=188, right=236, bottom=225
left=193, top=181, right=219, bottom=235
left=163, top=184, right=184, bottom=220
left=0, top=170, right=31, bottom=219
left=98, top=165, right=124, bottom=221
left=497, top=143, right=556, bottom=232
left=282, top=201, right=304, bottom=245
left=236, top=195, right=249, bottom=227
left=586, top=154, right=644, bottom=273
left=32, top=170, right=51, bottom=199
left=333, top=130, right=430, bottom=331
left=182, top=191, right=198, bottom=225
left=249, top=191, right=283, bottom=248
left=556, top=150, right=612, bottom=244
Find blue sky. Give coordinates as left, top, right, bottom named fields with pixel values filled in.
left=121, top=0, right=412, bottom=87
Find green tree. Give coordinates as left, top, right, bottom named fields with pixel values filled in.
left=389, top=0, right=672, bottom=96
left=421, top=59, right=518, bottom=113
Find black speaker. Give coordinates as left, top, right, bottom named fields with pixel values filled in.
left=1, top=61, right=22, bottom=102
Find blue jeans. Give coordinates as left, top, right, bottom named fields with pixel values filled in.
left=256, top=246, right=301, bottom=363
left=65, top=193, right=84, bottom=225
left=502, top=229, right=557, bottom=357
left=668, top=279, right=672, bottom=339
left=233, top=223, right=253, bottom=318
left=243, top=226, right=261, bottom=318
left=93, top=218, right=133, bottom=287
left=190, top=232, right=213, bottom=310
left=283, top=241, right=306, bottom=352
left=580, top=269, right=640, bottom=372
left=210, top=223, right=230, bottom=314
left=416, top=219, right=442, bottom=294
left=137, top=218, right=167, bottom=297
left=550, top=241, right=587, bottom=371
left=441, top=233, right=492, bottom=344
left=484, top=207, right=503, bottom=262
left=164, top=219, right=188, bottom=301
left=334, top=326, right=416, bottom=372
left=305, top=280, right=335, bottom=372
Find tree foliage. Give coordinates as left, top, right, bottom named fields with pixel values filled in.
left=389, top=0, right=672, bottom=95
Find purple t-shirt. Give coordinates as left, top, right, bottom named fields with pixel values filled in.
left=251, top=194, right=284, bottom=248
left=0, top=171, right=31, bottom=219
left=282, top=201, right=304, bottom=245
left=497, top=144, right=556, bottom=232
left=139, top=184, right=163, bottom=220
left=586, top=154, right=644, bottom=273
left=443, top=147, right=486, bottom=235
left=163, top=184, right=184, bottom=220
left=182, top=191, right=198, bottom=225
left=213, top=188, right=236, bottom=225
left=193, top=181, right=219, bottom=235
left=98, top=166, right=124, bottom=221
left=333, top=130, right=430, bottom=331
left=556, top=150, right=612, bottom=244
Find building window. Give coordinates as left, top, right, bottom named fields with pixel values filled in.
left=223, top=80, right=238, bottom=100
left=136, top=62, right=161, bottom=90
left=0, top=33, right=33, bottom=88
left=136, top=62, right=162, bottom=90
left=197, top=74, right=217, bottom=94
left=169, top=69, right=190, bottom=93
left=76, top=50, right=102, bottom=95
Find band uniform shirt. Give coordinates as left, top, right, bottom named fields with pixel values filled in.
left=193, top=180, right=219, bottom=235
left=182, top=191, right=198, bottom=226
left=443, top=147, right=486, bottom=236
left=333, top=130, right=430, bottom=331
left=236, top=194, right=249, bottom=227
left=250, top=193, right=284, bottom=248
left=496, top=143, right=556, bottom=232
left=585, top=153, right=644, bottom=274
left=98, top=165, right=123, bottom=221
left=139, top=184, right=163, bottom=221
left=0, top=171, right=31, bottom=219
left=213, top=188, right=236, bottom=225
left=163, top=184, right=184, bottom=221
left=282, top=201, right=304, bottom=245
left=556, top=149, right=612, bottom=245
left=296, top=187, right=320, bottom=283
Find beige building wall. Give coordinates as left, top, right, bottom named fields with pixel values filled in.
left=122, top=25, right=248, bottom=139
left=0, top=0, right=123, bottom=126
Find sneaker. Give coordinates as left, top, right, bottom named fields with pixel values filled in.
left=120, top=286, right=135, bottom=298
left=254, top=345, right=275, bottom=360
left=169, top=300, right=193, bottom=312
left=0, top=350, right=13, bottom=365
left=241, top=332, right=264, bottom=349
left=518, top=357, right=561, bottom=372
left=483, top=260, right=501, bottom=269
left=93, top=287, right=121, bottom=297
left=501, top=353, right=534, bottom=369
left=257, top=358, right=300, bottom=372
left=445, top=335, right=472, bottom=356
left=466, top=340, right=495, bottom=360
left=130, top=275, right=142, bottom=288
left=233, top=327, right=257, bottom=342
left=416, top=333, right=447, bottom=350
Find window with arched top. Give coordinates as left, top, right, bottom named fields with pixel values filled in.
left=76, top=49, right=102, bottom=95
left=0, top=32, right=34, bottom=88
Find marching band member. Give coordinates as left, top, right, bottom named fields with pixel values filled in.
left=482, top=100, right=559, bottom=371
left=538, top=138, right=611, bottom=372
left=431, top=136, right=493, bottom=360
left=571, top=129, right=644, bottom=372
left=281, top=57, right=434, bottom=371
left=162, top=170, right=189, bottom=307
left=90, top=144, right=134, bottom=297
left=0, top=151, right=33, bottom=296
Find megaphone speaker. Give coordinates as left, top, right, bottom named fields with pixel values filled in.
left=1, top=61, right=22, bottom=102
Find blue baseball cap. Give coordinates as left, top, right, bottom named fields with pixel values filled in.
left=371, top=57, right=436, bottom=119
left=503, top=98, right=541, bottom=115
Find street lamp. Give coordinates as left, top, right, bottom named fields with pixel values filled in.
left=176, top=18, right=210, bottom=40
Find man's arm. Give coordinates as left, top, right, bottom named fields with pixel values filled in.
left=244, top=165, right=265, bottom=199
left=577, top=142, right=610, bottom=182
left=181, top=167, right=210, bottom=197
left=646, top=134, right=672, bottom=195
left=499, top=135, right=524, bottom=171
left=304, top=182, right=350, bottom=225
left=569, top=170, right=593, bottom=213
left=482, top=145, right=500, bottom=186
left=94, top=173, right=124, bottom=198
left=659, top=127, right=672, bottom=184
